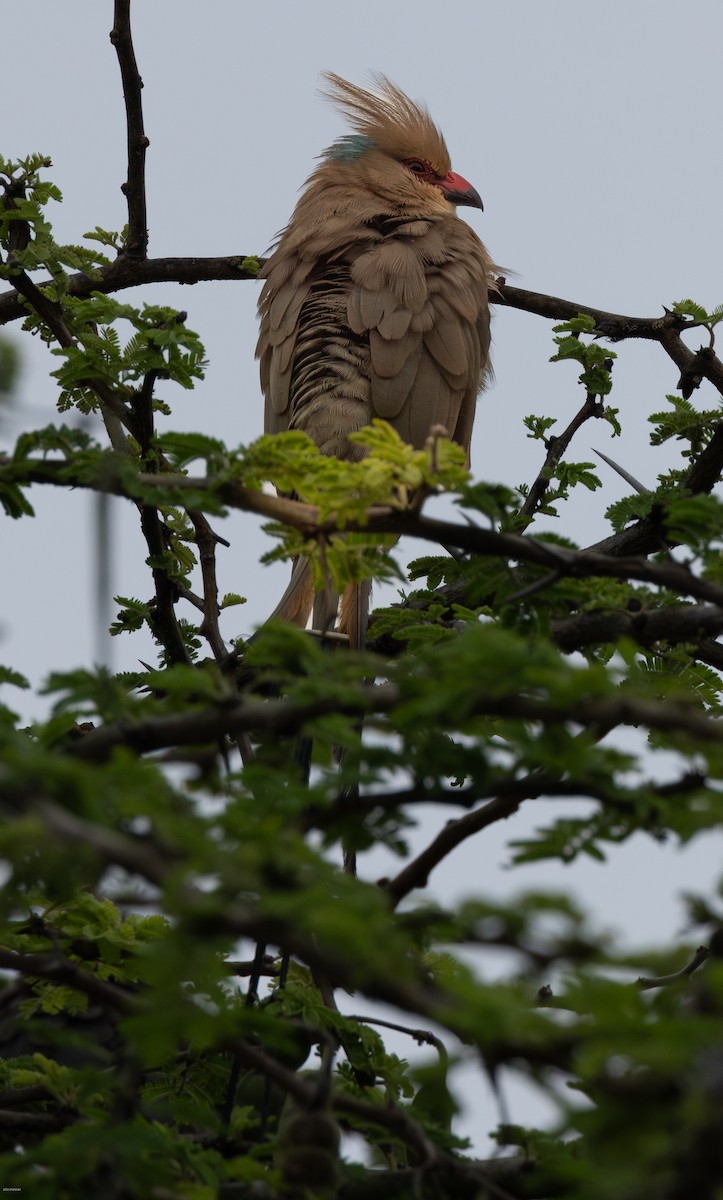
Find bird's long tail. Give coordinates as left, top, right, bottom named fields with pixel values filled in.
left=338, top=580, right=371, bottom=651
left=268, top=567, right=370, bottom=878
left=267, top=558, right=316, bottom=628
left=270, top=563, right=371, bottom=650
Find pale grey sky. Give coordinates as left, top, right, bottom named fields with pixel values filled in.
left=3, top=0, right=723, bottom=1147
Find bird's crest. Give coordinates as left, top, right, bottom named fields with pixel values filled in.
left=321, top=72, right=451, bottom=176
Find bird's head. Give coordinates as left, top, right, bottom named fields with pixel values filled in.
left=319, top=73, right=483, bottom=214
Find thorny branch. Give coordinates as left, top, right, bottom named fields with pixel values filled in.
left=107, top=7, right=202, bottom=667
left=187, top=507, right=253, bottom=760
left=3, top=243, right=723, bottom=557
left=0, top=259, right=720, bottom=405
left=1, top=216, right=721, bottom=501
left=550, top=603, right=723, bottom=654
left=0, top=264, right=722, bottom=397
left=0, top=270, right=704, bottom=351
left=138, top=503, right=191, bottom=665
left=7, top=458, right=723, bottom=609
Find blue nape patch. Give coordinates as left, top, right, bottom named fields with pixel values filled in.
left=324, top=134, right=375, bottom=162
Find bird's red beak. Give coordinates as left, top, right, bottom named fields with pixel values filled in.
left=436, top=170, right=484, bottom=210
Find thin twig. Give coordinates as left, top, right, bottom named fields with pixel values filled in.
left=345, top=1014, right=442, bottom=1047
left=637, top=945, right=710, bottom=990
left=188, top=509, right=231, bottom=664
left=519, top=391, right=604, bottom=527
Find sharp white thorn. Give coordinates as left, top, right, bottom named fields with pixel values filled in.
left=593, top=448, right=650, bottom=495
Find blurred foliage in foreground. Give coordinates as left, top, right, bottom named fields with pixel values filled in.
left=3, top=125, right=723, bottom=1200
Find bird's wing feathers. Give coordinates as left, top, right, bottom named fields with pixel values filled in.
left=259, top=212, right=491, bottom=454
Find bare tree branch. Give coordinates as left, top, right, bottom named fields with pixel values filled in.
left=110, top=0, right=149, bottom=258
left=492, top=282, right=690, bottom=342
left=0, top=255, right=261, bottom=326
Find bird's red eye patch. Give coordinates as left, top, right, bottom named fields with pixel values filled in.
left=403, top=158, right=437, bottom=180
